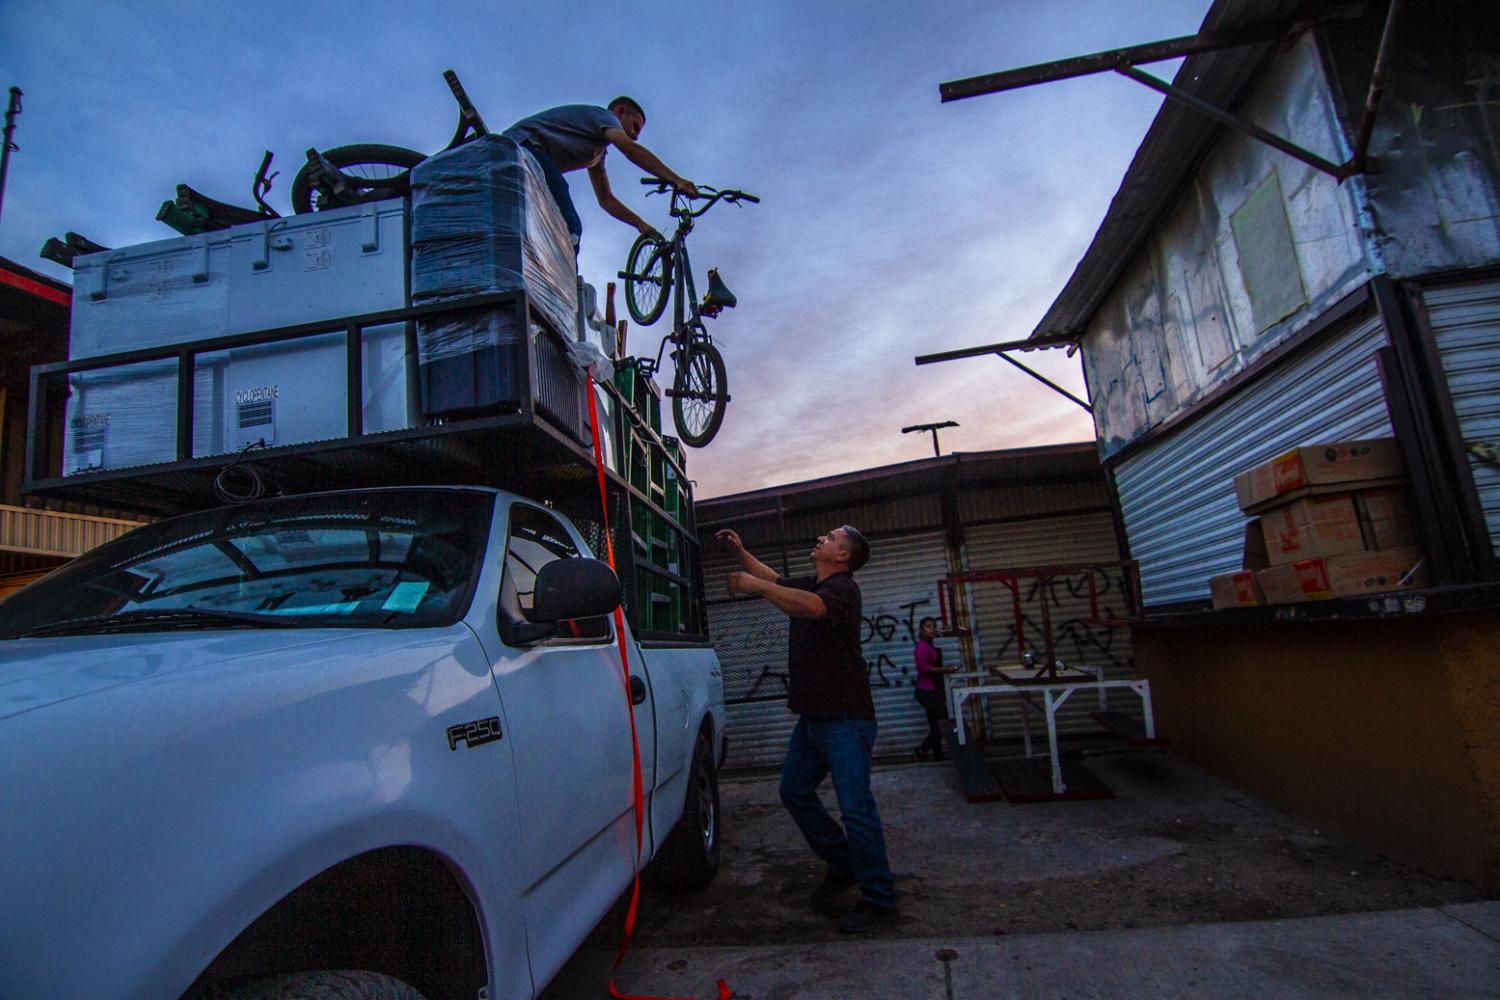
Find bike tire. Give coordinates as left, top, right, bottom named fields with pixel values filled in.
left=289, top=144, right=426, bottom=214
left=624, top=231, right=671, bottom=326
left=672, top=341, right=728, bottom=447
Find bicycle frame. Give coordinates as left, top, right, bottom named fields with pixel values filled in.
left=649, top=188, right=740, bottom=371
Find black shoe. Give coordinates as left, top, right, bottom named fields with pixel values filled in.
left=914, top=745, right=931, bottom=762
left=838, top=900, right=900, bottom=933
left=808, top=869, right=858, bottom=911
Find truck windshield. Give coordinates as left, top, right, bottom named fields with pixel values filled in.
left=0, top=489, right=494, bottom=639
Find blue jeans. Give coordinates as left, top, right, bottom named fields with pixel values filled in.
left=523, top=144, right=582, bottom=252
left=779, top=717, right=897, bottom=909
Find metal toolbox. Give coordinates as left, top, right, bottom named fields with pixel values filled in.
left=70, top=200, right=410, bottom=360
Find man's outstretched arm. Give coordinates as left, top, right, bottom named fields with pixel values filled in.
left=587, top=162, right=655, bottom=235
left=716, top=529, right=779, bottom=582
left=727, top=573, right=828, bottom=620
left=603, top=128, right=698, bottom=197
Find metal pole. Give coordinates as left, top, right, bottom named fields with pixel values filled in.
left=0, top=87, right=23, bottom=225
left=1349, top=0, right=1405, bottom=176
left=903, top=420, right=959, bottom=457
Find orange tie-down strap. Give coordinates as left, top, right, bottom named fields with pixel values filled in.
left=586, top=385, right=733, bottom=1000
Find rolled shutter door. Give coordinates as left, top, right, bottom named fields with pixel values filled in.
left=1113, top=310, right=1392, bottom=607
left=1422, top=278, right=1500, bottom=556
left=961, top=512, right=1134, bottom=740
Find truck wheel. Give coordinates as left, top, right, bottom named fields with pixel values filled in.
left=655, top=733, right=721, bottom=890
left=220, top=970, right=428, bottom=1000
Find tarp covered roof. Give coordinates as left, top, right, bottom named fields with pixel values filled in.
left=1029, top=0, right=1310, bottom=341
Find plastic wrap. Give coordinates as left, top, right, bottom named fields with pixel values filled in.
left=63, top=362, right=216, bottom=475
left=576, top=278, right=619, bottom=360
left=410, top=136, right=578, bottom=363
left=61, top=326, right=415, bottom=475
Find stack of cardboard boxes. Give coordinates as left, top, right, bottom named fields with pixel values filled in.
left=1209, top=438, right=1428, bottom=608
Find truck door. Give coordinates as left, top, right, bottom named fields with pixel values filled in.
left=484, top=502, right=657, bottom=976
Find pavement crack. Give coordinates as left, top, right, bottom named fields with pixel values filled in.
left=1439, top=906, right=1500, bottom=945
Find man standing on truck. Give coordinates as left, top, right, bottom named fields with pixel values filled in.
left=718, top=524, right=900, bottom=933
left=502, top=97, right=698, bottom=251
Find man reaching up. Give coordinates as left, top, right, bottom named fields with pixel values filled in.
left=502, top=97, right=697, bottom=251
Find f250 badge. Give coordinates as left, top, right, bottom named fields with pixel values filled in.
left=447, top=717, right=503, bottom=751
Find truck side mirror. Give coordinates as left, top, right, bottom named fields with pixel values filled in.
left=531, top=557, right=621, bottom=623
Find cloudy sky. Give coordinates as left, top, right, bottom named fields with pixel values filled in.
left=0, top=0, right=1211, bottom=498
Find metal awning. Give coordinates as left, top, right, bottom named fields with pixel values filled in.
left=926, top=0, right=1403, bottom=345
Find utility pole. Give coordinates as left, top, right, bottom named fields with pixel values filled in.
left=902, top=420, right=959, bottom=458
left=0, top=87, right=22, bottom=225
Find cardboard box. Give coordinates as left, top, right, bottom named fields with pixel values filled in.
left=1234, top=438, right=1404, bottom=513
left=1259, top=493, right=1366, bottom=564
left=1254, top=547, right=1427, bottom=604
left=1242, top=518, right=1269, bottom=570
left=1356, top=486, right=1419, bottom=550
left=1210, top=570, right=1264, bottom=608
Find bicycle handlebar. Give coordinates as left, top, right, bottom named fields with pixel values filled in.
left=640, top=177, right=759, bottom=215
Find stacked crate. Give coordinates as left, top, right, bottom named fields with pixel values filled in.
left=606, top=359, right=697, bottom=636
left=1210, top=438, right=1427, bottom=607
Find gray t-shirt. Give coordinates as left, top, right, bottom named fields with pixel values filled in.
left=502, top=105, right=621, bottom=172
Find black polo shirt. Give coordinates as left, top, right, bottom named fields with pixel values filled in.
left=780, top=571, right=874, bottom=720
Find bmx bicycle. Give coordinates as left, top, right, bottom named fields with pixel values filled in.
left=618, top=178, right=758, bottom=447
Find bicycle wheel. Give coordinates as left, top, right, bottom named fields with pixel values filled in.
left=624, top=231, right=671, bottom=326
left=671, top=341, right=728, bottom=447
left=289, top=144, right=426, bottom=214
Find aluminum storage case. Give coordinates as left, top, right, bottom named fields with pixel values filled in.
left=70, top=199, right=411, bottom=359
left=61, top=326, right=414, bottom=476
left=62, top=362, right=217, bottom=476
left=63, top=199, right=416, bottom=472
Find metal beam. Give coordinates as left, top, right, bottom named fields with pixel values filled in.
left=1114, top=64, right=1348, bottom=178
left=994, top=352, right=1093, bottom=414
left=939, top=20, right=1289, bottom=102
left=914, top=335, right=1074, bottom=366
left=1348, top=0, right=1405, bottom=175
left=939, top=4, right=1366, bottom=103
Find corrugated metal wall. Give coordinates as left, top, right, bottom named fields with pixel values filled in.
left=962, top=513, right=1135, bottom=740
left=1113, top=310, right=1393, bottom=607
left=0, top=505, right=141, bottom=558
left=1423, top=277, right=1500, bottom=552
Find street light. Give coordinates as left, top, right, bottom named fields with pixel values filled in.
left=902, top=420, right=959, bottom=458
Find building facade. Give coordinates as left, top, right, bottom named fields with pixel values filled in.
left=1019, top=0, right=1500, bottom=887
left=698, top=444, right=1133, bottom=770
left=0, top=257, right=141, bottom=597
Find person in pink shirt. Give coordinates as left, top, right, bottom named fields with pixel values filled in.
left=912, top=616, right=952, bottom=761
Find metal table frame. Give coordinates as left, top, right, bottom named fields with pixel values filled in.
left=948, top=668, right=1156, bottom=795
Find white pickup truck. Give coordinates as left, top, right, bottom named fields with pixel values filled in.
left=0, top=485, right=727, bottom=1000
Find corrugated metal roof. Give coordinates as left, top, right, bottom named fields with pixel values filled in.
left=696, top=442, right=1104, bottom=524
left=1029, top=0, right=1310, bottom=341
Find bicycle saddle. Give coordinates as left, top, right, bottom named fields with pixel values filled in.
left=703, top=268, right=737, bottom=309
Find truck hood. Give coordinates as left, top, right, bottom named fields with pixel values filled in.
left=0, top=629, right=371, bottom=722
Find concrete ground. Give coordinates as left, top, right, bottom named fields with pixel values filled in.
left=541, top=749, right=1496, bottom=997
